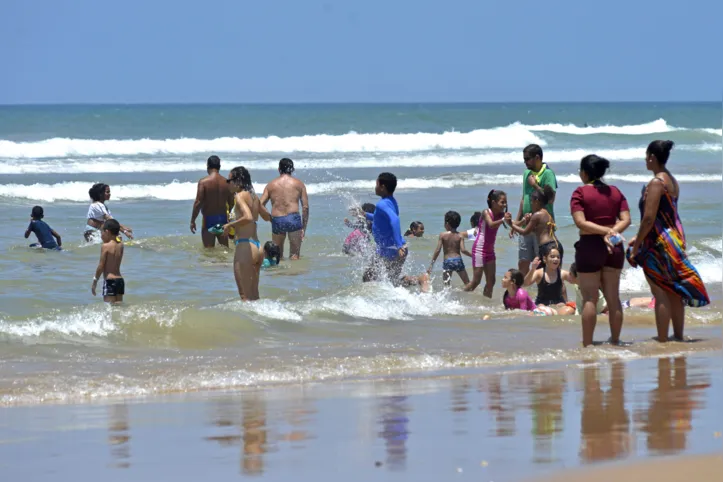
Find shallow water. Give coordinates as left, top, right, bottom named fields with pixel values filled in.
left=0, top=103, right=720, bottom=405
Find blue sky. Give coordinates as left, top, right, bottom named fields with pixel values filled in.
left=1, top=0, right=720, bottom=103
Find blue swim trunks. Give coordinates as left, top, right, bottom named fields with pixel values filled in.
left=204, top=213, right=228, bottom=230
left=271, top=212, right=303, bottom=235
left=442, top=257, right=466, bottom=272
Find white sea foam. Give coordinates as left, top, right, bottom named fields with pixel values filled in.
left=521, top=118, right=679, bottom=136
left=2, top=172, right=720, bottom=202
left=0, top=126, right=544, bottom=159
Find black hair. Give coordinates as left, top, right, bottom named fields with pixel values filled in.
left=207, top=155, right=221, bottom=170
left=444, top=211, right=461, bottom=230
left=103, top=219, right=121, bottom=236
left=228, top=166, right=254, bottom=192
left=361, top=203, right=375, bottom=214
left=542, top=244, right=561, bottom=260
left=279, top=158, right=295, bottom=174
left=470, top=211, right=482, bottom=228
left=487, top=189, right=507, bottom=209
left=570, top=262, right=578, bottom=277
left=263, top=241, right=281, bottom=265
left=502, top=268, right=525, bottom=306
left=523, top=144, right=544, bottom=161
left=530, top=184, right=555, bottom=206
left=647, top=140, right=675, bottom=165
left=377, top=172, right=397, bottom=194
left=580, top=154, right=610, bottom=182
left=88, top=183, right=108, bottom=203
left=404, top=221, right=423, bottom=236
left=31, top=206, right=44, bottom=219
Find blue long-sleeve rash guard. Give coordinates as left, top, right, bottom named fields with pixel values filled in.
left=365, top=196, right=405, bottom=259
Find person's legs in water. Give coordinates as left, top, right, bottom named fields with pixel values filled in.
left=482, top=261, right=496, bottom=298
left=272, top=233, right=287, bottom=259
left=464, top=267, right=483, bottom=291
left=670, top=293, right=685, bottom=340
left=288, top=230, right=303, bottom=260
left=579, top=271, right=602, bottom=347
left=442, top=270, right=452, bottom=286
left=601, top=267, right=623, bottom=344
left=457, top=268, right=470, bottom=285
left=233, top=240, right=263, bottom=301
left=646, top=276, right=674, bottom=342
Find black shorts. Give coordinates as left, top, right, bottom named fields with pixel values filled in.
left=574, top=236, right=624, bottom=273
left=103, top=278, right=125, bottom=297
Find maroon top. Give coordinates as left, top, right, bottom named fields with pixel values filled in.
left=570, top=183, right=629, bottom=226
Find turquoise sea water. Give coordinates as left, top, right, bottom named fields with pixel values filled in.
left=0, top=103, right=720, bottom=405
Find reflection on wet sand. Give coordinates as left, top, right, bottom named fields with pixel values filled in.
left=242, top=396, right=268, bottom=476
left=107, top=404, right=130, bottom=469
left=482, top=374, right=517, bottom=437
left=580, top=362, right=632, bottom=463
left=635, top=357, right=711, bottom=455
left=378, top=391, right=410, bottom=471
left=529, top=371, right=565, bottom=464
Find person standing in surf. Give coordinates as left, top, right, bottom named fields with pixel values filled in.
left=512, top=144, right=558, bottom=276
left=222, top=167, right=271, bottom=301
left=627, top=140, right=710, bottom=342
left=85, top=183, right=133, bottom=242
left=190, top=155, right=236, bottom=248
left=260, top=158, right=309, bottom=260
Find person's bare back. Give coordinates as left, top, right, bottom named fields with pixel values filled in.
left=263, top=175, right=306, bottom=217
left=91, top=220, right=126, bottom=303
left=440, top=231, right=464, bottom=260
left=190, top=156, right=235, bottom=248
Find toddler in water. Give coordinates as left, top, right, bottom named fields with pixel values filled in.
left=510, top=185, right=563, bottom=261
left=91, top=219, right=125, bottom=303
left=343, top=203, right=375, bottom=256
left=428, top=211, right=472, bottom=285
left=262, top=241, right=281, bottom=268
left=464, top=190, right=512, bottom=297
left=501, top=269, right=536, bottom=312
left=25, top=206, right=62, bottom=250
left=523, top=247, right=576, bottom=316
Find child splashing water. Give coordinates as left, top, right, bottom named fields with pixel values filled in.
left=501, top=269, right=536, bottom=312
left=428, top=211, right=472, bottom=286
left=523, top=247, right=576, bottom=315
left=464, top=190, right=511, bottom=297
left=510, top=185, right=563, bottom=261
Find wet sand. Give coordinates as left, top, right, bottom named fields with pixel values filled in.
left=0, top=353, right=720, bottom=482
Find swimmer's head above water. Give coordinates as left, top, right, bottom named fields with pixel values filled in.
left=263, top=241, right=281, bottom=265
left=405, top=221, right=425, bottom=237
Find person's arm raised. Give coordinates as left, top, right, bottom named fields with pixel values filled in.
left=522, top=257, right=542, bottom=287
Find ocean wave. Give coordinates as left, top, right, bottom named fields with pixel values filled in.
left=522, top=118, right=676, bottom=136
left=2, top=172, right=721, bottom=202
left=0, top=126, right=544, bottom=159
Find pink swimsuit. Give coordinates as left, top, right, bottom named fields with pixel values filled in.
left=472, top=209, right=503, bottom=268
left=503, top=288, right=536, bottom=311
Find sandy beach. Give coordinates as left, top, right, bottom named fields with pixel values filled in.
left=1, top=352, right=720, bottom=481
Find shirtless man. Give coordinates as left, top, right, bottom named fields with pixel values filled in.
left=91, top=219, right=125, bottom=304
left=190, top=155, right=235, bottom=248
left=260, top=158, right=309, bottom=260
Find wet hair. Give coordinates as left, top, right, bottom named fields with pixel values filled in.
left=570, top=262, right=578, bottom=277
left=501, top=268, right=525, bottom=305
left=647, top=140, right=675, bottom=165
left=444, top=211, right=461, bottom=230
left=470, top=211, right=482, bottom=228
left=523, top=144, right=543, bottom=161
left=404, top=221, right=423, bottom=236
left=88, top=183, right=108, bottom=202
left=487, top=189, right=507, bottom=209
left=228, top=166, right=254, bottom=192
left=103, top=218, right=121, bottom=236
left=279, top=158, right=295, bottom=174
left=361, top=203, right=375, bottom=214
left=580, top=154, right=610, bottom=182
left=207, top=155, right=221, bottom=170
left=31, top=206, right=44, bottom=219
left=263, top=241, right=281, bottom=265
left=377, top=172, right=397, bottom=194
left=530, top=185, right=555, bottom=206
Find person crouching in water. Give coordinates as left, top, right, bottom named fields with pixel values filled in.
left=262, top=241, right=281, bottom=269
left=523, top=246, right=576, bottom=315
left=510, top=185, right=563, bottom=262
left=25, top=206, right=62, bottom=250
left=427, top=210, right=471, bottom=286
left=91, top=219, right=125, bottom=303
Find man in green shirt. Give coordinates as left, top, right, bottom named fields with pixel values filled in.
left=513, top=144, right=558, bottom=275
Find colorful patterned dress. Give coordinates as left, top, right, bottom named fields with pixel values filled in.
left=626, top=178, right=709, bottom=307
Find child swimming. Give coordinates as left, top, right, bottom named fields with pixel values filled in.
left=428, top=211, right=472, bottom=286
left=24, top=206, right=62, bottom=250
left=510, top=185, right=563, bottom=261
left=404, top=221, right=425, bottom=238
left=501, top=269, right=536, bottom=312
left=523, top=247, right=576, bottom=316
left=262, top=241, right=281, bottom=268
left=91, top=219, right=125, bottom=304
left=464, top=190, right=512, bottom=297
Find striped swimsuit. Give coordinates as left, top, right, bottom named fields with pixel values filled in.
left=472, top=209, right=503, bottom=268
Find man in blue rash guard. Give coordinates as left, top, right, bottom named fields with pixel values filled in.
left=362, top=172, right=409, bottom=285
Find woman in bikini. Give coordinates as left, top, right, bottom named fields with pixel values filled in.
left=223, top=167, right=270, bottom=301
left=510, top=185, right=562, bottom=262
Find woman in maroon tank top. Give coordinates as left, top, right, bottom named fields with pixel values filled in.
left=570, top=155, right=631, bottom=347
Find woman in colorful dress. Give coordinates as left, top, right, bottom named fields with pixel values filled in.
left=627, top=140, right=710, bottom=342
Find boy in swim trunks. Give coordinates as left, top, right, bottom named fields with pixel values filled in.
left=428, top=211, right=471, bottom=286
left=25, top=206, right=62, bottom=250
left=91, top=219, right=125, bottom=304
